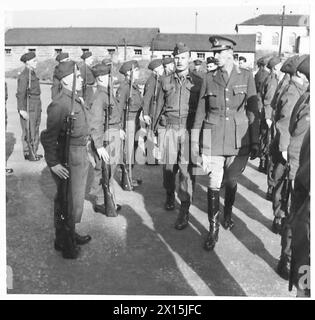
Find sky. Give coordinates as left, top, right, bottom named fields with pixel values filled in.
left=3, top=0, right=311, bottom=34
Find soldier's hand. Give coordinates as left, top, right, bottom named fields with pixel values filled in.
left=19, top=110, right=29, bottom=120
left=143, top=115, right=152, bottom=126
left=51, top=164, right=69, bottom=179
left=191, top=142, right=200, bottom=158
left=266, top=119, right=272, bottom=128
left=282, top=151, right=288, bottom=161
left=119, top=129, right=126, bottom=140
left=250, top=143, right=260, bottom=160
left=97, top=147, right=110, bottom=163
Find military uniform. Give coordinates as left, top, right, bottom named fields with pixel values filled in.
left=51, top=52, right=70, bottom=100
left=40, top=60, right=91, bottom=259
left=192, top=35, right=259, bottom=251
left=270, top=76, right=307, bottom=229
left=16, top=64, right=42, bottom=158
left=89, top=70, right=123, bottom=210
left=254, top=61, right=269, bottom=113
left=80, top=62, right=96, bottom=107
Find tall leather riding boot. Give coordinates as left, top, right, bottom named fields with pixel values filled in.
left=223, top=185, right=237, bottom=230
left=174, top=201, right=190, bottom=230
left=165, top=191, right=175, bottom=211
left=204, top=189, right=220, bottom=251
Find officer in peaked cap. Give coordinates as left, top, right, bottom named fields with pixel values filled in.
left=79, top=51, right=96, bottom=107
left=51, top=52, right=71, bottom=100
left=155, top=42, right=202, bottom=231
left=192, top=34, right=259, bottom=251
left=116, top=59, right=143, bottom=190
left=16, top=51, right=42, bottom=161
left=141, top=59, right=165, bottom=164
left=41, top=60, right=92, bottom=259
left=193, top=59, right=203, bottom=72
left=162, top=57, right=175, bottom=75
left=89, top=63, right=123, bottom=216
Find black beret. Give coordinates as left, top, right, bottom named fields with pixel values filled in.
left=280, top=55, right=300, bottom=75
left=54, top=60, right=77, bottom=81
left=119, top=60, right=139, bottom=75
left=209, top=35, right=236, bottom=52
left=206, top=56, right=216, bottom=64
left=239, top=56, right=246, bottom=62
left=267, top=56, right=281, bottom=69
left=81, top=51, right=92, bottom=60
left=148, top=59, right=163, bottom=70
left=162, top=57, right=174, bottom=66
left=92, top=63, right=111, bottom=77
left=297, top=54, right=310, bottom=80
left=20, top=51, right=36, bottom=63
left=193, top=59, right=203, bottom=65
left=172, top=42, right=190, bottom=56
left=56, top=52, right=69, bottom=62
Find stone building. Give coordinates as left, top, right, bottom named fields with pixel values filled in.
left=235, top=14, right=310, bottom=54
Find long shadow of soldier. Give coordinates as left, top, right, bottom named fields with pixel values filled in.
left=133, top=165, right=246, bottom=296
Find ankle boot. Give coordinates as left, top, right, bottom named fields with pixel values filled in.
left=165, top=191, right=175, bottom=211
left=174, top=201, right=190, bottom=230
left=204, top=189, right=220, bottom=251
left=223, top=185, right=236, bottom=230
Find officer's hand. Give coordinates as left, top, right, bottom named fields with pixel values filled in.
left=250, top=143, right=260, bottom=160
left=97, top=147, right=110, bottom=163
left=266, top=119, right=272, bottom=128
left=282, top=151, right=287, bottom=161
left=201, top=154, right=212, bottom=174
left=19, top=110, right=29, bottom=120
left=119, top=129, right=126, bottom=140
left=51, top=164, right=69, bottom=179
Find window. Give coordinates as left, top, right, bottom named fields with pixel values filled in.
left=55, top=48, right=62, bottom=54
left=272, top=33, right=279, bottom=46
left=5, top=48, right=11, bottom=55
left=134, top=49, right=142, bottom=56
left=108, top=49, right=115, bottom=55
left=256, top=32, right=262, bottom=45
left=197, top=53, right=205, bottom=59
left=28, top=48, right=36, bottom=53
left=289, top=33, right=296, bottom=46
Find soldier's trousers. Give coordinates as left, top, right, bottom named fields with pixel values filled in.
left=19, top=97, right=42, bottom=155
left=52, top=144, right=90, bottom=228
left=161, top=124, right=194, bottom=203
left=125, top=118, right=136, bottom=165
left=204, top=155, right=249, bottom=190
left=90, top=128, right=121, bottom=205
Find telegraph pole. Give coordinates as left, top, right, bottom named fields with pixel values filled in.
left=278, top=5, right=285, bottom=57
left=195, top=11, right=198, bottom=33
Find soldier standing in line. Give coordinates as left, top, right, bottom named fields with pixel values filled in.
left=277, top=55, right=310, bottom=281
left=40, top=60, right=92, bottom=259
left=193, top=59, right=204, bottom=74
left=16, top=51, right=42, bottom=161
left=206, top=56, right=217, bottom=73
left=162, top=57, right=175, bottom=76
left=269, top=55, right=308, bottom=235
left=141, top=59, right=165, bottom=164
left=80, top=51, right=96, bottom=107
left=238, top=56, right=248, bottom=69
left=192, top=36, right=260, bottom=251
left=155, top=42, right=202, bottom=229
left=259, top=57, right=282, bottom=177
left=51, top=52, right=70, bottom=100
left=5, top=82, right=13, bottom=174
left=254, top=56, right=269, bottom=115
left=116, top=60, right=143, bottom=189
left=89, top=62, right=124, bottom=215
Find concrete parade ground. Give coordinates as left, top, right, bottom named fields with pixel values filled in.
left=5, top=78, right=295, bottom=297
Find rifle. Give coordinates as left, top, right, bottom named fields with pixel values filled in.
left=82, top=63, right=87, bottom=100
left=100, top=66, right=118, bottom=217
left=25, top=68, right=37, bottom=160
left=57, top=64, right=77, bottom=251
left=120, top=65, right=134, bottom=191
left=280, top=164, right=292, bottom=217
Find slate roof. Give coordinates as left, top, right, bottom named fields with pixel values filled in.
left=151, top=33, right=256, bottom=53
left=5, top=27, right=160, bottom=46
left=238, top=14, right=309, bottom=27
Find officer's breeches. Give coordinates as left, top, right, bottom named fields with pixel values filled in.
left=206, top=155, right=249, bottom=190
left=161, top=125, right=194, bottom=203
